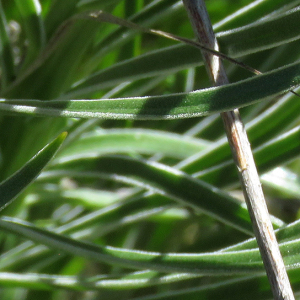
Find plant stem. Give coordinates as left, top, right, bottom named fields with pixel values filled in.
left=182, top=1, right=295, bottom=299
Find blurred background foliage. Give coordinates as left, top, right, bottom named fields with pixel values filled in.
left=0, top=0, right=300, bottom=299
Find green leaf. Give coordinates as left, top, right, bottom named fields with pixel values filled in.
left=178, top=90, right=300, bottom=175
left=1, top=1, right=300, bottom=297
left=55, top=128, right=210, bottom=161
left=0, top=217, right=263, bottom=274
left=196, top=125, right=300, bottom=187
left=262, top=168, right=300, bottom=199
left=3, top=217, right=300, bottom=288
left=0, top=61, right=300, bottom=119
left=0, top=132, right=67, bottom=210
left=44, top=0, right=78, bottom=37
left=218, top=6, right=300, bottom=57
left=121, top=274, right=271, bottom=300
left=213, top=0, right=300, bottom=31
left=14, top=0, right=45, bottom=71
left=0, top=270, right=200, bottom=290
left=0, top=0, right=15, bottom=88
left=0, top=217, right=299, bottom=275
left=44, top=155, right=275, bottom=235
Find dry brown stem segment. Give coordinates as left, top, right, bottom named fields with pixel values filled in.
left=182, top=1, right=295, bottom=299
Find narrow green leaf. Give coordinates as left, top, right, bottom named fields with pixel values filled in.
left=213, top=0, right=300, bottom=31
left=2, top=218, right=300, bottom=289
left=7, top=5, right=300, bottom=99
left=4, top=1, right=181, bottom=98
left=0, top=217, right=299, bottom=275
left=0, top=0, right=15, bottom=88
left=133, top=267, right=300, bottom=300
left=56, top=129, right=210, bottom=162
left=44, top=0, right=78, bottom=37
left=1, top=61, right=300, bottom=119
left=218, top=6, right=300, bottom=57
left=247, top=91, right=300, bottom=148
left=177, top=90, right=300, bottom=174
left=44, top=155, right=264, bottom=235
left=223, top=219, right=300, bottom=252
left=0, top=270, right=200, bottom=291
left=0, top=217, right=263, bottom=274
left=254, top=125, right=300, bottom=172
left=15, top=0, right=45, bottom=71
left=196, top=125, right=300, bottom=187
left=262, top=168, right=300, bottom=199
left=86, top=0, right=181, bottom=60
left=0, top=132, right=67, bottom=210
left=129, top=275, right=270, bottom=300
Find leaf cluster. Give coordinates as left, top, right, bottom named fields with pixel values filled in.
left=0, top=0, right=300, bottom=299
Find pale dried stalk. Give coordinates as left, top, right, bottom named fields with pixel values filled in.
left=182, top=1, right=294, bottom=299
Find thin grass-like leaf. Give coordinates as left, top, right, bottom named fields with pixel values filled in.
left=42, top=154, right=286, bottom=234
left=213, top=0, right=300, bottom=31
left=178, top=89, right=300, bottom=174
left=55, top=129, right=210, bottom=162
left=196, top=125, right=300, bottom=187
left=0, top=132, right=66, bottom=210
left=1, top=60, right=300, bottom=119
left=0, top=1, right=300, bottom=298
left=0, top=270, right=200, bottom=291
left=15, top=0, right=45, bottom=71
left=1, top=217, right=300, bottom=275
left=261, top=168, right=300, bottom=199
left=0, top=217, right=265, bottom=274
left=0, top=0, right=15, bottom=88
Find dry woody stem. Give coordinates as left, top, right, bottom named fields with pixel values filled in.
left=182, top=1, right=295, bottom=299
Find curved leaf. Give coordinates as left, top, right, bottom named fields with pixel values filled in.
left=213, top=0, right=300, bottom=31
left=0, top=132, right=67, bottom=210
left=176, top=90, right=300, bottom=174
left=262, top=168, right=300, bottom=199
left=0, top=270, right=200, bottom=291
left=55, top=129, right=210, bottom=162
left=195, top=125, right=300, bottom=187
left=43, top=155, right=282, bottom=234
left=218, top=6, right=300, bottom=57
left=0, top=217, right=263, bottom=274
left=0, top=0, right=15, bottom=88
left=0, top=61, right=300, bottom=119
left=15, top=0, right=45, bottom=70
left=0, top=217, right=299, bottom=275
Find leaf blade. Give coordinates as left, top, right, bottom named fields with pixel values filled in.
left=0, top=132, right=67, bottom=210
left=1, top=61, right=300, bottom=119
